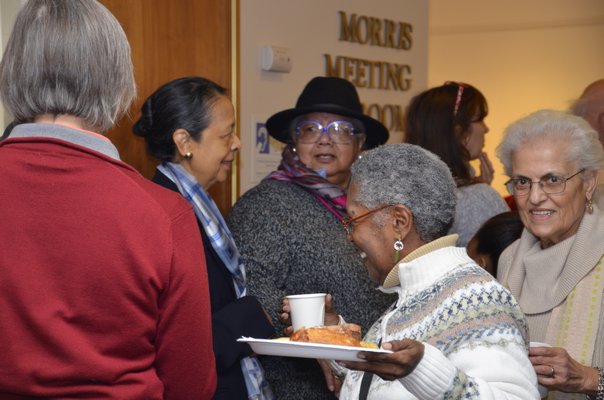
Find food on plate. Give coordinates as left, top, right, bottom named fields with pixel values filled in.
left=272, top=335, right=378, bottom=349
left=290, top=323, right=363, bottom=347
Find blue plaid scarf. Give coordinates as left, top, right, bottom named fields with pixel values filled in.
left=158, top=162, right=274, bottom=400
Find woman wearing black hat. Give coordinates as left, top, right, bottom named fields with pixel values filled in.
left=227, top=76, right=395, bottom=399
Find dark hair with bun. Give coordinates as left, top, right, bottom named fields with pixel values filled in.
left=133, top=76, right=227, bottom=161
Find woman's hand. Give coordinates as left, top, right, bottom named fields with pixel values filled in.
left=318, top=359, right=343, bottom=397
left=477, top=152, right=495, bottom=184
left=337, top=339, right=424, bottom=381
left=279, top=294, right=339, bottom=336
left=324, top=294, right=340, bottom=326
left=529, top=345, right=599, bottom=395
left=279, top=297, right=293, bottom=336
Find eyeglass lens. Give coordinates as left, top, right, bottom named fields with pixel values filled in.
left=296, top=120, right=356, bottom=144
left=506, top=169, right=584, bottom=196
left=342, top=204, right=392, bottom=234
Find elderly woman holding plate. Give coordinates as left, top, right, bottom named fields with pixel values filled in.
left=497, top=109, right=604, bottom=399
left=319, top=143, right=539, bottom=399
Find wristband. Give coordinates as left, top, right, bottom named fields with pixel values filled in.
left=588, top=367, right=604, bottom=400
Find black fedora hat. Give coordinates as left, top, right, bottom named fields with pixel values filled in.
left=266, top=77, right=389, bottom=149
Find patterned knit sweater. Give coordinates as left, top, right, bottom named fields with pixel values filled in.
left=339, top=237, right=539, bottom=400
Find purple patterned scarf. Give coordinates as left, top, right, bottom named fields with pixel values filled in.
left=265, top=145, right=348, bottom=220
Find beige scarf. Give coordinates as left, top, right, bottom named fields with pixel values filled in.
left=499, top=207, right=604, bottom=400
left=544, top=256, right=604, bottom=400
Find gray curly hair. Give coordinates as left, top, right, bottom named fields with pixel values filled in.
left=497, top=109, right=604, bottom=176
left=349, top=143, right=456, bottom=242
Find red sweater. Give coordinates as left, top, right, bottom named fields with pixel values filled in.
left=0, top=128, right=216, bottom=399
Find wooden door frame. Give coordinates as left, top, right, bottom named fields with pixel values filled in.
left=100, top=0, right=236, bottom=215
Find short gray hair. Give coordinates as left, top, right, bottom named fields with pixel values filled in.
left=497, top=109, right=604, bottom=176
left=0, top=0, right=136, bottom=132
left=349, top=143, right=456, bottom=242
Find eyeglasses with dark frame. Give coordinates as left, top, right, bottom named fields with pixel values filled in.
left=294, top=120, right=363, bottom=144
left=505, top=169, right=585, bottom=197
left=342, top=204, right=393, bottom=235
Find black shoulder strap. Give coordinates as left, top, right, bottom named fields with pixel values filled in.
left=359, top=337, right=382, bottom=400
left=358, top=372, right=374, bottom=400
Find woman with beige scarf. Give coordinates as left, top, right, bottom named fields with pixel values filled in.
left=497, top=109, right=604, bottom=399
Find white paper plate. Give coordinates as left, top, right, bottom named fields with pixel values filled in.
left=237, top=337, right=391, bottom=362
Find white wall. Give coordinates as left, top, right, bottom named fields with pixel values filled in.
left=1, top=1, right=601, bottom=197
left=238, top=0, right=429, bottom=193
left=428, top=0, right=604, bottom=194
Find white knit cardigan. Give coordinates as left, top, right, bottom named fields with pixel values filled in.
left=338, top=236, right=539, bottom=400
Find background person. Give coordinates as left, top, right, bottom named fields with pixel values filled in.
left=311, top=143, right=538, bottom=399
left=466, top=211, right=524, bottom=277
left=404, top=81, right=509, bottom=246
left=0, top=1, right=216, bottom=398
left=134, top=76, right=274, bottom=400
left=227, top=76, right=395, bottom=399
left=497, top=109, right=604, bottom=399
left=572, top=79, right=604, bottom=146
left=571, top=78, right=604, bottom=211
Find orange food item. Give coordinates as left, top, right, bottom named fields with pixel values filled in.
left=290, top=323, right=362, bottom=347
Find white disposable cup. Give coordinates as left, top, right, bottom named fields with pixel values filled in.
left=286, top=293, right=326, bottom=331
left=530, top=342, right=552, bottom=398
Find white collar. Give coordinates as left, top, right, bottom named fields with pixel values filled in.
left=380, top=235, right=472, bottom=296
